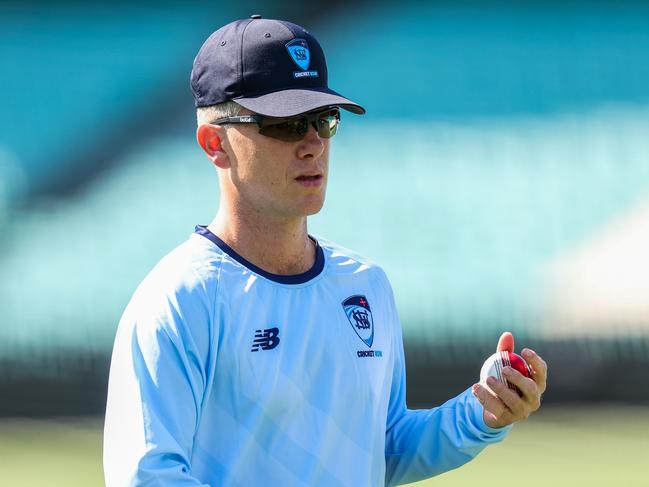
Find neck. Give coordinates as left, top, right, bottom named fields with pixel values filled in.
left=208, top=203, right=316, bottom=276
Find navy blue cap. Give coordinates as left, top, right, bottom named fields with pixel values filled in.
left=190, top=15, right=365, bottom=117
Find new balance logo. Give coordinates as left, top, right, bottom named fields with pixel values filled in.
left=251, top=327, right=280, bottom=352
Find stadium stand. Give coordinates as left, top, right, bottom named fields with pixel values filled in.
left=1, top=1, right=649, bottom=414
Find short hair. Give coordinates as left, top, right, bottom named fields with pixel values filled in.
left=196, top=100, right=242, bottom=126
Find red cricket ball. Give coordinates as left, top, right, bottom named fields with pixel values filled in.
left=480, top=351, right=532, bottom=395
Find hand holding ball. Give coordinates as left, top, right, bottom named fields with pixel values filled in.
left=480, top=351, right=531, bottom=396
left=473, top=333, right=546, bottom=428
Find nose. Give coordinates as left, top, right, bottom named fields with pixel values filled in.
left=296, top=123, right=325, bottom=159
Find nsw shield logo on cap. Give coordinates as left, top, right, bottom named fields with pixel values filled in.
left=286, top=38, right=310, bottom=71
left=342, top=295, right=374, bottom=347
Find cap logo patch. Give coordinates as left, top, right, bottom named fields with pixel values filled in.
left=286, top=38, right=319, bottom=79
left=286, top=38, right=310, bottom=70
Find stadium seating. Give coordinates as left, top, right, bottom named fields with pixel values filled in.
left=1, top=1, right=649, bottom=412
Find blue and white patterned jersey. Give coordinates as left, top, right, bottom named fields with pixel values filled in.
left=103, top=226, right=509, bottom=487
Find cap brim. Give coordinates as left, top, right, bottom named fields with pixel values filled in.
left=234, top=87, right=365, bottom=117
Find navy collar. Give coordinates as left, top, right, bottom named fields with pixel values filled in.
left=195, top=225, right=325, bottom=285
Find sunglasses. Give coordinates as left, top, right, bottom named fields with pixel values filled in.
left=210, top=107, right=340, bottom=142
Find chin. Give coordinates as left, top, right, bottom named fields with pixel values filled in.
left=294, top=191, right=325, bottom=216
left=298, top=199, right=325, bottom=216
left=298, top=205, right=322, bottom=217
left=295, top=204, right=323, bottom=216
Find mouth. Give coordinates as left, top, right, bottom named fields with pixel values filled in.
left=295, top=174, right=324, bottom=187
left=295, top=174, right=322, bottom=181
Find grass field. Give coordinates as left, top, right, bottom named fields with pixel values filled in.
left=1, top=406, right=647, bottom=487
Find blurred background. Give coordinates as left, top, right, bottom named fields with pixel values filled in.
left=1, top=0, right=648, bottom=485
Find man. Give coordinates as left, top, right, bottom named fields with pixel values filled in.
left=103, top=15, right=547, bottom=487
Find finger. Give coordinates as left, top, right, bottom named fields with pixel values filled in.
left=522, top=348, right=548, bottom=393
left=485, top=376, right=526, bottom=416
left=472, top=383, right=508, bottom=420
left=502, top=368, right=541, bottom=411
left=496, top=331, right=514, bottom=353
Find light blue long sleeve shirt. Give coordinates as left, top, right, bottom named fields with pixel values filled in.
left=103, top=226, right=509, bottom=486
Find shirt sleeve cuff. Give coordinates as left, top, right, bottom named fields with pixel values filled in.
left=465, top=387, right=513, bottom=437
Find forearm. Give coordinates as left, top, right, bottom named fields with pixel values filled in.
left=385, top=388, right=511, bottom=486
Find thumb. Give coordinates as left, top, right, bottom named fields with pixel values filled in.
left=496, top=331, right=514, bottom=353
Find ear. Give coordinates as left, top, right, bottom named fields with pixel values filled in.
left=197, top=124, right=231, bottom=169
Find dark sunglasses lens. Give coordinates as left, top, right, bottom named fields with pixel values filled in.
left=316, top=110, right=339, bottom=139
left=258, top=109, right=340, bottom=142
left=259, top=118, right=308, bottom=142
